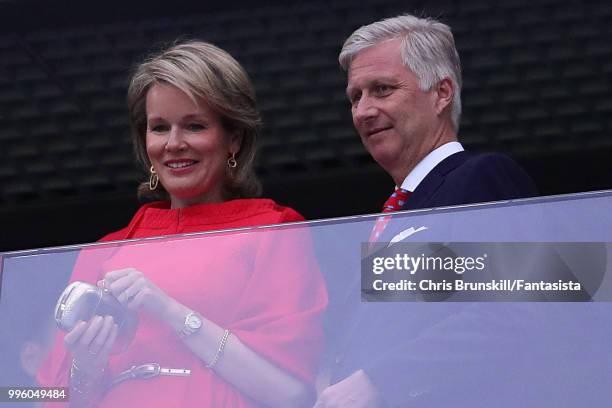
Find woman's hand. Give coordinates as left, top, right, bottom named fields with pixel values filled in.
left=99, top=268, right=174, bottom=319
left=64, top=315, right=118, bottom=375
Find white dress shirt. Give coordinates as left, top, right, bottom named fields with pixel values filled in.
left=399, top=141, right=464, bottom=192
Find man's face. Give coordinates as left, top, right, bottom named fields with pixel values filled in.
left=347, top=39, right=443, bottom=179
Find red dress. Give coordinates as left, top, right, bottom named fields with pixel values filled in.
left=39, top=199, right=327, bottom=407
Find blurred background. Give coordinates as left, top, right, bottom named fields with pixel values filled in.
left=1, top=0, right=611, bottom=251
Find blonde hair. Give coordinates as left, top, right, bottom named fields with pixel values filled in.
left=127, top=40, right=261, bottom=202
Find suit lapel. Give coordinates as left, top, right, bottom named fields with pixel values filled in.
left=378, top=151, right=471, bottom=243
left=404, top=151, right=471, bottom=210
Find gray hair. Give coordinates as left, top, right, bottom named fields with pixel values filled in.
left=339, top=14, right=462, bottom=130
left=127, top=40, right=261, bottom=202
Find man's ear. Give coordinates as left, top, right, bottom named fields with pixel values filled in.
left=434, top=77, right=454, bottom=115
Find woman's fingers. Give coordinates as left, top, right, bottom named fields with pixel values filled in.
left=99, top=267, right=170, bottom=315
left=103, top=268, right=137, bottom=283
left=99, top=323, right=120, bottom=357
left=117, top=279, right=139, bottom=303
left=70, top=316, right=118, bottom=374
left=78, top=315, right=104, bottom=350
left=100, top=268, right=145, bottom=305
left=109, top=276, right=136, bottom=301
left=88, top=316, right=114, bottom=355
left=64, top=321, right=88, bottom=348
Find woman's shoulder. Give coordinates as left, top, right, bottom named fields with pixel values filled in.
left=230, top=198, right=305, bottom=224
left=97, top=201, right=163, bottom=242
left=99, top=228, right=127, bottom=242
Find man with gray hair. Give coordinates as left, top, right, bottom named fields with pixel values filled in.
left=315, top=14, right=537, bottom=407
left=339, top=13, right=535, bottom=212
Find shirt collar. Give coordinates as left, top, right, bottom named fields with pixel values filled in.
left=400, top=141, right=464, bottom=192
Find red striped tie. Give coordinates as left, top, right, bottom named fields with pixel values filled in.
left=369, top=188, right=412, bottom=245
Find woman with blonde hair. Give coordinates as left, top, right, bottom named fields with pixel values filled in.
left=38, top=40, right=327, bottom=408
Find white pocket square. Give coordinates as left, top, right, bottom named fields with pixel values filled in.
left=388, top=226, right=428, bottom=247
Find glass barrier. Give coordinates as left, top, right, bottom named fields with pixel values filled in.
left=1, top=190, right=611, bottom=407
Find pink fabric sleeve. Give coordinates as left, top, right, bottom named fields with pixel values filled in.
left=228, top=224, right=328, bottom=384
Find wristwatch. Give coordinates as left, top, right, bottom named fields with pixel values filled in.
left=180, top=310, right=203, bottom=338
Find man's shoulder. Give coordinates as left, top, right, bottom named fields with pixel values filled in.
left=410, top=150, right=537, bottom=209
left=447, top=151, right=537, bottom=199
left=441, top=151, right=525, bottom=180
left=449, top=151, right=521, bottom=174
left=418, top=151, right=521, bottom=180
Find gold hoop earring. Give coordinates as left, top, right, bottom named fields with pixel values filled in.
left=227, top=153, right=237, bottom=169
left=149, top=166, right=159, bottom=190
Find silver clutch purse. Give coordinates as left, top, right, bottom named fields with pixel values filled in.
left=54, top=281, right=138, bottom=351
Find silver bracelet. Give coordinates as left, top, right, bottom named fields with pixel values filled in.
left=70, top=359, right=106, bottom=380
left=205, top=329, right=231, bottom=369
left=70, top=359, right=107, bottom=395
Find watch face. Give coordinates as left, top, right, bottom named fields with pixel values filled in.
left=186, top=314, right=202, bottom=330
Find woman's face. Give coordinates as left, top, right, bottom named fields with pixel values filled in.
left=145, top=83, right=240, bottom=208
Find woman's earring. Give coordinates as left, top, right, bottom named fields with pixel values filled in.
left=227, top=153, right=237, bottom=169
left=149, top=166, right=159, bottom=190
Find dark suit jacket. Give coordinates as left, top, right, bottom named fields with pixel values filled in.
left=401, top=151, right=538, bottom=211
left=328, top=151, right=555, bottom=406
left=328, top=153, right=611, bottom=406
